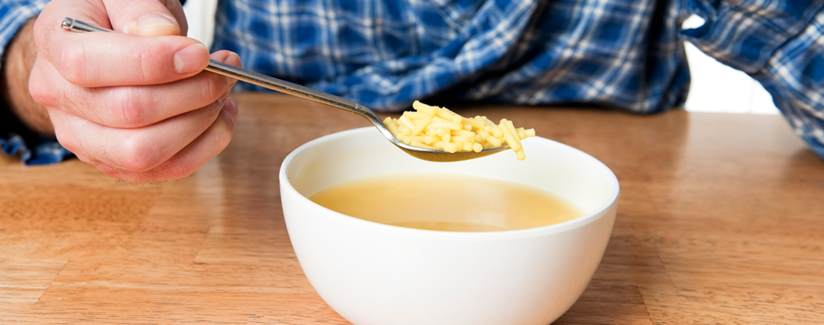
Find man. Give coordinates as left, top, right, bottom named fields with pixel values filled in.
left=1, top=0, right=823, bottom=184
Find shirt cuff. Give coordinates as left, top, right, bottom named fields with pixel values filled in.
left=0, top=99, right=74, bottom=165
left=0, top=133, right=74, bottom=166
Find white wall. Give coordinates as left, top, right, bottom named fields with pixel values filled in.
left=682, top=15, right=779, bottom=115
left=182, top=0, right=218, bottom=49
left=182, top=4, right=780, bottom=115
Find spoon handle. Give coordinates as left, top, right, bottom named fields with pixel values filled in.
left=59, top=17, right=384, bottom=126
left=204, top=60, right=382, bottom=124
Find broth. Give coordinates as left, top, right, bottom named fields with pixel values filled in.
left=309, top=174, right=585, bottom=232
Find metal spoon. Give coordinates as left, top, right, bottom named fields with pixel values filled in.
left=60, top=17, right=508, bottom=162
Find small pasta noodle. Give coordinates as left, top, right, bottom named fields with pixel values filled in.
left=383, top=101, right=536, bottom=160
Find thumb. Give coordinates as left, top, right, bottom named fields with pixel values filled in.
left=104, top=0, right=183, bottom=36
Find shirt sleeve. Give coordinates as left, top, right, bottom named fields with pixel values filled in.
left=680, top=0, right=824, bottom=159
left=0, top=0, right=74, bottom=165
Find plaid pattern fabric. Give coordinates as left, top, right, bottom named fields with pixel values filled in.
left=683, top=0, right=824, bottom=158
left=213, top=0, right=692, bottom=113
left=1, top=0, right=824, bottom=164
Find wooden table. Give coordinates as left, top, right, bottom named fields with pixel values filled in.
left=2, top=93, right=823, bottom=324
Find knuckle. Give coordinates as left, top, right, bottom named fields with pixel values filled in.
left=111, top=88, right=149, bottom=127
left=135, top=42, right=163, bottom=83
left=200, top=74, right=221, bottom=104
left=203, top=75, right=233, bottom=108
left=136, top=48, right=151, bottom=83
left=118, top=135, right=159, bottom=173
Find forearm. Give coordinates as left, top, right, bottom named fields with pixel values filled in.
left=0, top=17, right=53, bottom=136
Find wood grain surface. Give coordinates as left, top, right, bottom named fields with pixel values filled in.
left=1, top=93, right=823, bottom=324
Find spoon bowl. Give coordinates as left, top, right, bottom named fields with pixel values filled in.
left=61, top=17, right=509, bottom=162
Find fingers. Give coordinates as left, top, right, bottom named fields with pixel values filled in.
left=31, top=0, right=242, bottom=183
left=91, top=98, right=239, bottom=183
left=51, top=94, right=221, bottom=172
left=35, top=1, right=209, bottom=87
left=52, top=32, right=208, bottom=87
left=31, top=51, right=241, bottom=128
left=44, top=50, right=241, bottom=183
left=52, top=94, right=238, bottom=181
left=125, top=98, right=239, bottom=183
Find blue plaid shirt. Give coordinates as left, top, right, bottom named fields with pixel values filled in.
left=2, top=0, right=824, bottom=164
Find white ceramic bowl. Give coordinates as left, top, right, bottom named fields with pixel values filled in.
left=280, top=127, right=619, bottom=325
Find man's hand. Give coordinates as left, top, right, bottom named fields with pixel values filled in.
left=26, top=0, right=240, bottom=183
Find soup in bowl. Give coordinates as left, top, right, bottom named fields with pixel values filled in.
left=279, top=127, right=619, bottom=325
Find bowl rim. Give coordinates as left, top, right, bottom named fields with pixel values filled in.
left=279, top=127, right=620, bottom=241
